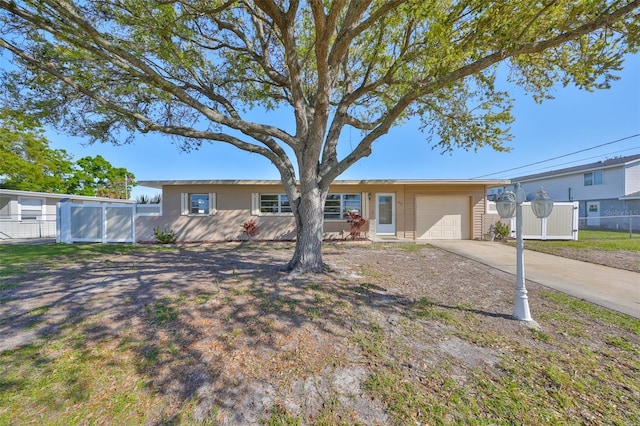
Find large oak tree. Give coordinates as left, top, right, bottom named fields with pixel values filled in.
left=1, top=1, right=638, bottom=272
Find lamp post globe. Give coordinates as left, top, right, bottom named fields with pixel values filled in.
left=531, top=187, right=554, bottom=219
left=495, top=191, right=516, bottom=219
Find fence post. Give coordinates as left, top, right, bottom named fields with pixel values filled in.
left=102, top=205, right=107, bottom=244
left=56, top=203, right=60, bottom=243
left=131, top=204, right=136, bottom=244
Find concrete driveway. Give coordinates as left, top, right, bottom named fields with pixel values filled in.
left=427, top=240, right=640, bottom=319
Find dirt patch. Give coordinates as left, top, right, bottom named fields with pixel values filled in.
left=1, top=242, right=638, bottom=424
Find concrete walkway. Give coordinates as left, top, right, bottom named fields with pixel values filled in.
left=426, top=240, right=640, bottom=319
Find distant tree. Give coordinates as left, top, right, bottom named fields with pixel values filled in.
left=0, top=107, right=135, bottom=197
left=0, top=107, right=73, bottom=192
left=67, top=155, right=136, bottom=199
left=1, top=1, right=638, bottom=272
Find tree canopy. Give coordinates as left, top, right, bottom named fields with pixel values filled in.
left=1, top=0, right=638, bottom=271
left=0, top=108, right=136, bottom=198
left=0, top=108, right=73, bottom=193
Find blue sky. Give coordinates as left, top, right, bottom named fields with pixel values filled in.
left=46, top=54, right=640, bottom=200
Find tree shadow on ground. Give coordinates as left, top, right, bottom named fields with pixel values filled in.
left=0, top=242, right=531, bottom=423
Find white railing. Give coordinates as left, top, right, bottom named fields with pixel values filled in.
left=135, top=203, right=162, bottom=216
left=0, top=214, right=57, bottom=239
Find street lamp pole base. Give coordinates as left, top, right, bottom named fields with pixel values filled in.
left=513, top=293, right=533, bottom=321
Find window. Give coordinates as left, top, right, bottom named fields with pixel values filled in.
left=180, top=193, right=216, bottom=216
left=0, top=196, right=10, bottom=218
left=584, top=170, right=604, bottom=186
left=19, top=198, right=43, bottom=220
left=190, top=194, right=210, bottom=215
left=252, top=193, right=362, bottom=219
left=260, top=194, right=292, bottom=214
left=324, top=193, right=362, bottom=220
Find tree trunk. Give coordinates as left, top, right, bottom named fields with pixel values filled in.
left=287, top=186, right=326, bottom=273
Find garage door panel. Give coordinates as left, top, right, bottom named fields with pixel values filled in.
left=416, top=196, right=469, bottom=240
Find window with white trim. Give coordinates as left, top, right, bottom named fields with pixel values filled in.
left=584, top=170, right=603, bottom=186
left=260, top=194, right=292, bottom=214
left=252, top=193, right=363, bottom=219
left=180, top=192, right=216, bottom=216
left=19, top=198, right=43, bottom=220
left=190, top=194, right=210, bottom=214
left=324, top=193, right=362, bottom=220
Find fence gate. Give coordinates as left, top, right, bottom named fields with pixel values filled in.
left=508, top=201, right=579, bottom=240
left=57, top=202, right=135, bottom=243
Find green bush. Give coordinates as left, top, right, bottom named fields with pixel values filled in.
left=492, top=221, right=510, bottom=240
left=153, top=227, right=177, bottom=244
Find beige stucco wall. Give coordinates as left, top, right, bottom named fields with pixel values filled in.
left=136, top=182, right=492, bottom=242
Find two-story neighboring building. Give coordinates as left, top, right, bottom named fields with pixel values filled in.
left=510, top=154, right=640, bottom=230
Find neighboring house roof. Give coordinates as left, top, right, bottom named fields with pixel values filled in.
left=0, top=188, right=135, bottom=203
left=137, top=179, right=511, bottom=188
left=512, top=153, right=640, bottom=182
left=620, top=190, right=640, bottom=200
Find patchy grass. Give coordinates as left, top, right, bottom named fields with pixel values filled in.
left=0, top=330, right=159, bottom=424
left=145, top=299, right=179, bottom=325
left=0, top=243, right=141, bottom=278
left=540, top=290, right=640, bottom=334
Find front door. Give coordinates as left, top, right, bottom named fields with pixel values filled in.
left=586, top=201, right=600, bottom=226
left=376, top=193, right=396, bottom=235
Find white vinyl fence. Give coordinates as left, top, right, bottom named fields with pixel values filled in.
left=0, top=215, right=57, bottom=239
left=57, top=202, right=139, bottom=243
left=488, top=201, right=579, bottom=240
left=509, top=201, right=579, bottom=240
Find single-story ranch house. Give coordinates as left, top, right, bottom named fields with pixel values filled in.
left=136, top=179, right=510, bottom=242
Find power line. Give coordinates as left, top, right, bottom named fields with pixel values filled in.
left=472, top=133, right=640, bottom=179
left=485, top=146, right=640, bottom=179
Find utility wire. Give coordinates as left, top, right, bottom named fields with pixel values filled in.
left=504, top=146, right=640, bottom=178
left=472, top=133, right=640, bottom=179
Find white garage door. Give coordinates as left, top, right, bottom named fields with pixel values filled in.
left=416, top=195, right=469, bottom=240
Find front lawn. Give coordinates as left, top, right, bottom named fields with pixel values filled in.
left=530, top=229, right=640, bottom=251
left=1, top=242, right=638, bottom=424
left=521, top=230, right=640, bottom=272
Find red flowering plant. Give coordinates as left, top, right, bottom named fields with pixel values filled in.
left=345, top=210, right=368, bottom=239
left=241, top=219, right=259, bottom=240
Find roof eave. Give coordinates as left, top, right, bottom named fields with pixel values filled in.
left=0, top=188, right=135, bottom=203
left=137, top=179, right=512, bottom=188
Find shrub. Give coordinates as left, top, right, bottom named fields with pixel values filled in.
left=346, top=211, right=368, bottom=239
left=153, top=227, right=177, bottom=244
left=492, top=221, right=510, bottom=240
left=241, top=219, right=259, bottom=240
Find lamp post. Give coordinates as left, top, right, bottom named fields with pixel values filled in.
left=495, top=184, right=554, bottom=321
